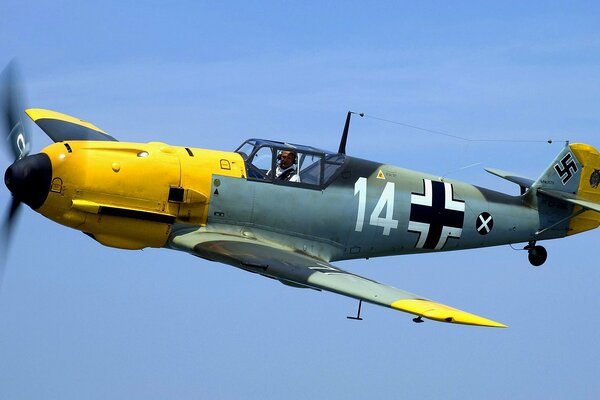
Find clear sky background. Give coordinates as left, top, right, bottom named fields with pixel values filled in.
left=2, top=1, right=600, bottom=399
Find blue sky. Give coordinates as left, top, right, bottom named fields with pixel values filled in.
left=2, top=2, right=600, bottom=399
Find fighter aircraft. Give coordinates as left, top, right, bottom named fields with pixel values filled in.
left=3, top=62, right=600, bottom=328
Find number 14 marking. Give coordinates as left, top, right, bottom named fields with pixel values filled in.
left=354, top=177, right=399, bottom=236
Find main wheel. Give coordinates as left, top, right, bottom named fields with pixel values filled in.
left=528, top=245, right=547, bottom=266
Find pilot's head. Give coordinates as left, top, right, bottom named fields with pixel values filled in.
left=279, top=150, right=296, bottom=169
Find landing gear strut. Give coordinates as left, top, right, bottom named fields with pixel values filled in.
left=525, top=241, right=547, bottom=266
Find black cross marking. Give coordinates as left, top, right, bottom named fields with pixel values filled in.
left=408, top=179, right=465, bottom=250
left=554, top=153, right=578, bottom=185
left=476, top=212, right=493, bottom=235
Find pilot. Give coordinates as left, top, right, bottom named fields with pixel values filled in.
left=275, top=150, right=300, bottom=182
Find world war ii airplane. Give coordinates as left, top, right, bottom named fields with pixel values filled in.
left=3, top=63, right=600, bottom=328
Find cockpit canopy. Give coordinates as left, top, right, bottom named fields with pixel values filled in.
left=235, top=139, right=346, bottom=188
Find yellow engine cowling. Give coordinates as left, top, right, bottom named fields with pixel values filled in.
left=37, top=141, right=246, bottom=250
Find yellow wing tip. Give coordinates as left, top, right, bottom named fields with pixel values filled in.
left=25, top=108, right=107, bottom=134
left=391, top=299, right=507, bottom=328
left=26, top=108, right=64, bottom=121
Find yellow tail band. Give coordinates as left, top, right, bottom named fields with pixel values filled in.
left=568, top=143, right=600, bottom=235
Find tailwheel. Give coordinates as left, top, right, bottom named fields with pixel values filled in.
left=526, top=243, right=547, bottom=267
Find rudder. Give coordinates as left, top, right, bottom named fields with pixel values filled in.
left=567, top=143, right=600, bottom=234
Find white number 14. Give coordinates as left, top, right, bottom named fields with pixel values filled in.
left=354, top=177, right=399, bottom=236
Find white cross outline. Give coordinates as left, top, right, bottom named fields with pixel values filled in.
left=477, top=213, right=493, bottom=234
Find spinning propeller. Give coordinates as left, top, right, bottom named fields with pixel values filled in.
left=2, top=61, right=29, bottom=227
left=1, top=61, right=52, bottom=289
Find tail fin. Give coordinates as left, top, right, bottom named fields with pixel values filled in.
left=532, top=143, right=600, bottom=235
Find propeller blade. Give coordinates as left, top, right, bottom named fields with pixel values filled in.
left=1, top=59, right=31, bottom=161
left=1, top=60, right=31, bottom=290
left=7, top=195, right=21, bottom=226
left=0, top=197, right=21, bottom=290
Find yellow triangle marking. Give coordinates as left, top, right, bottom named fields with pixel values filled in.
left=377, top=170, right=386, bottom=180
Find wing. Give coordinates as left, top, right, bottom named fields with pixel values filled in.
left=170, top=232, right=506, bottom=328
left=25, top=108, right=117, bottom=142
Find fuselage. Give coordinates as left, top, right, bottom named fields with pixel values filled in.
left=204, top=155, right=570, bottom=262
left=23, top=139, right=572, bottom=263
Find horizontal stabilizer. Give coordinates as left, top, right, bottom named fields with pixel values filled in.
left=485, top=168, right=534, bottom=191
left=26, top=108, right=117, bottom=142
left=538, top=189, right=600, bottom=214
